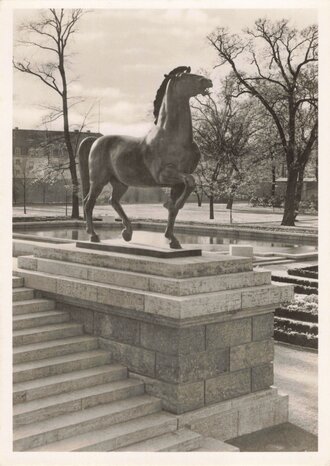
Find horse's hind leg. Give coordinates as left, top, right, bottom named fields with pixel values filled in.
left=110, top=180, right=132, bottom=242
left=84, top=181, right=104, bottom=242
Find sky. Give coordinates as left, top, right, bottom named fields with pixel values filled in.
left=13, top=8, right=317, bottom=136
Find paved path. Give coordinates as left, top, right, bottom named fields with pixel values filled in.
left=274, top=343, right=318, bottom=435
left=12, top=203, right=318, bottom=228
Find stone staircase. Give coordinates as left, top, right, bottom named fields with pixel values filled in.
left=12, top=276, right=237, bottom=452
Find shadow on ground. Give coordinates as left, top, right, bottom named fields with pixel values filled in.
left=227, top=422, right=317, bottom=452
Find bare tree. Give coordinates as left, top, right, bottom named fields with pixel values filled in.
left=192, top=82, right=263, bottom=220
left=208, top=19, right=318, bottom=225
left=13, top=8, right=86, bottom=218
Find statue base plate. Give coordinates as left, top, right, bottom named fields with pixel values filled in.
left=76, top=240, right=202, bottom=259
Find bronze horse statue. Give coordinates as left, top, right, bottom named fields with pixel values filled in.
left=78, top=66, right=212, bottom=249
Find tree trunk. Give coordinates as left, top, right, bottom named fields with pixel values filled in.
left=281, top=167, right=298, bottom=226
left=271, top=164, right=276, bottom=200
left=23, top=177, right=26, bottom=214
left=196, top=192, right=202, bottom=207
left=226, top=196, right=233, bottom=210
left=294, top=164, right=306, bottom=213
left=209, top=194, right=214, bottom=220
left=59, top=60, right=80, bottom=219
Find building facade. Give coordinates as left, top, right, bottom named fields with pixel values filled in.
left=12, top=128, right=166, bottom=206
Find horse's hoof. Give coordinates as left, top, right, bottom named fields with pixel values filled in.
left=122, top=229, right=132, bottom=242
left=90, top=234, right=100, bottom=243
left=170, top=238, right=182, bottom=249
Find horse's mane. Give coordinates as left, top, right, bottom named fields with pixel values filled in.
left=153, top=66, right=191, bottom=124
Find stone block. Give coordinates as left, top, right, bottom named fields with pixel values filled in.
left=205, top=369, right=251, bottom=404
left=140, top=322, right=205, bottom=355
left=148, top=271, right=270, bottom=296
left=241, top=285, right=274, bottom=308
left=155, top=348, right=229, bottom=383
left=136, top=375, right=205, bottom=414
left=56, top=277, right=98, bottom=302
left=238, top=398, right=276, bottom=436
left=274, top=394, right=289, bottom=424
left=188, top=409, right=239, bottom=441
left=96, top=283, right=144, bottom=311
left=144, top=289, right=242, bottom=319
left=17, top=255, right=37, bottom=270
left=230, top=339, right=274, bottom=372
left=253, top=270, right=272, bottom=286
left=20, top=271, right=57, bottom=294
left=251, top=363, right=274, bottom=392
left=94, top=312, right=140, bottom=345
left=230, top=245, right=253, bottom=257
left=277, top=283, right=295, bottom=303
left=99, top=338, right=155, bottom=378
left=37, top=258, right=88, bottom=280
left=252, top=313, right=274, bottom=341
left=88, top=266, right=149, bottom=291
left=60, top=303, right=94, bottom=334
left=206, top=318, right=252, bottom=350
left=34, top=243, right=253, bottom=278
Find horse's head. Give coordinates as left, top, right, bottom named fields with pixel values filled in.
left=153, top=67, right=213, bottom=124
left=170, top=71, right=213, bottom=99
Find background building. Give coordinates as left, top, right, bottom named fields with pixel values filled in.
left=12, top=128, right=166, bottom=206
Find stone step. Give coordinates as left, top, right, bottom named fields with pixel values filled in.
left=14, top=395, right=162, bottom=451
left=29, top=412, right=177, bottom=451
left=116, top=428, right=202, bottom=451
left=13, top=287, right=34, bottom=302
left=193, top=437, right=240, bottom=452
left=13, top=364, right=127, bottom=404
left=30, top=242, right=254, bottom=278
left=13, top=276, right=24, bottom=288
left=14, top=378, right=145, bottom=427
left=18, top=255, right=271, bottom=296
left=13, top=310, right=70, bottom=331
left=13, top=298, right=55, bottom=316
left=14, top=267, right=293, bottom=320
left=13, top=322, right=84, bottom=347
left=14, top=350, right=111, bottom=383
left=13, top=335, right=99, bottom=364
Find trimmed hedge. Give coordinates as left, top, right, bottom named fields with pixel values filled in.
left=287, top=266, right=318, bottom=280
left=293, top=285, right=318, bottom=295
left=275, top=307, right=318, bottom=323
left=274, top=317, right=318, bottom=335
left=274, top=329, right=318, bottom=349
left=272, top=274, right=318, bottom=289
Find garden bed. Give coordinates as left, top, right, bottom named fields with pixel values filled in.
left=272, top=269, right=318, bottom=295
left=274, top=294, right=318, bottom=349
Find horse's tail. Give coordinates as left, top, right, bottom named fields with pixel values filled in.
left=78, top=137, right=97, bottom=200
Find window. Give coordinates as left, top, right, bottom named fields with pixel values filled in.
left=28, top=147, right=35, bottom=157
left=15, top=147, right=21, bottom=156
left=15, top=158, right=21, bottom=165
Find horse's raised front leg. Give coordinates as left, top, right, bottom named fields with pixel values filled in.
left=109, top=180, right=132, bottom=242
left=164, top=184, right=185, bottom=249
left=84, top=181, right=103, bottom=242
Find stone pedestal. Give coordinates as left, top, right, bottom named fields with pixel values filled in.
left=15, top=241, right=293, bottom=436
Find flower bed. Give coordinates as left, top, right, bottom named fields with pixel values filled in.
left=274, top=294, right=318, bottom=349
